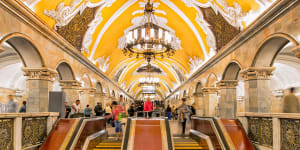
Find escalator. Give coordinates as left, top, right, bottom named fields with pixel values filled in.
left=173, top=136, right=209, bottom=150
left=94, top=137, right=121, bottom=150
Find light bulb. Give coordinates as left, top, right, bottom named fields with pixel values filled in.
left=142, top=28, right=145, bottom=39
left=134, top=29, right=138, bottom=39
left=150, top=28, right=155, bottom=38
left=158, top=29, right=163, bottom=39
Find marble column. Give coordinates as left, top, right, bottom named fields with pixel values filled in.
left=292, top=45, right=300, bottom=59
left=240, top=67, right=275, bottom=113
left=202, top=87, right=218, bottom=117
left=95, top=92, right=107, bottom=105
left=216, top=80, right=238, bottom=118
left=193, top=92, right=204, bottom=116
left=22, top=68, right=57, bottom=112
left=79, top=88, right=96, bottom=108
left=59, top=80, right=81, bottom=105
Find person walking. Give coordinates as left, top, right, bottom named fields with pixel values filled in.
left=177, top=98, right=191, bottom=136
left=64, top=102, right=71, bottom=118
left=166, top=105, right=172, bottom=120
left=84, top=104, right=92, bottom=117
left=112, top=101, right=123, bottom=141
left=19, top=101, right=26, bottom=113
left=144, top=97, right=153, bottom=118
left=104, top=102, right=112, bottom=124
left=283, top=87, right=300, bottom=113
left=7, top=95, right=17, bottom=113
left=94, top=102, right=103, bottom=116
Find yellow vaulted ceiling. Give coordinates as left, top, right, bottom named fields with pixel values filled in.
left=22, top=0, right=276, bottom=99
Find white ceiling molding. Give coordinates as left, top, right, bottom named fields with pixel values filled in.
left=89, top=0, right=138, bottom=60
left=95, top=56, right=110, bottom=72
left=161, top=0, right=208, bottom=59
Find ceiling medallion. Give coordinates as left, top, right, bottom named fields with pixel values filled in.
left=119, top=0, right=181, bottom=63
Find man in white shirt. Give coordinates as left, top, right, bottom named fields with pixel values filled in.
left=71, top=100, right=81, bottom=115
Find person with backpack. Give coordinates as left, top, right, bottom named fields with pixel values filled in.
left=94, top=102, right=103, bottom=116
left=84, top=104, right=92, bottom=117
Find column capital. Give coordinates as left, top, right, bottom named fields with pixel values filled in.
left=216, top=80, right=238, bottom=89
left=193, top=92, right=203, bottom=97
left=22, top=67, right=57, bottom=81
left=202, top=87, right=218, bottom=94
left=79, top=88, right=96, bottom=94
left=59, top=80, right=81, bottom=89
left=240, top=67, right=275, bottom=81
left=292, top=45, right=300, bottom=59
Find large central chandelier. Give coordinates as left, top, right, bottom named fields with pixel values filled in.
left=119, top=0, right=181, bottom=62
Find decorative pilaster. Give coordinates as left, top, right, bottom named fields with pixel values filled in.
left=216, top=80, right=238, bottom=118
left=22, top=68, right=57, bottom=112
left=202, top=87, right=218, bottom=117
left=292, top=45, right=300, bottom=59
left=59, top=80, right=81, bottom=105
left=79, top=88, right=96, bottom=108
left=240, top=67, right=275, bottom=113
left=193, top=92, right=204, bottom=116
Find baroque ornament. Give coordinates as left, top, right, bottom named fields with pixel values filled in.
left=44, top=0, right=117, bottom=53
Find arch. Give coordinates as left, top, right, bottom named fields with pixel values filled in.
left=222, top=61, right=242, bottom=80
left=205, top=72, right=218, bottom=87
left=96, top=82, right=103, bottom=93
left=195, top=81, right=203, bottom=93
left=112, top=90, right=116, bottom=98
left=56, top=62, right=75, bottom=80
left=183, top=90, right=187, bottom=98
left=0, top=33, right=45, bottom=67
left=81, top=73, right=92, bottom=88
left=252, top=33, right=299, bottom=67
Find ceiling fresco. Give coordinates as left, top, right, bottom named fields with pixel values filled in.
left=21, top=0, right=276, bottom=99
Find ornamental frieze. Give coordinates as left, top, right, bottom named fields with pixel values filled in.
left=240, top=67, right=275, bottom=81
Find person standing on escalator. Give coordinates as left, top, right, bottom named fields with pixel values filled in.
left=112, top=101, right=123, bottom=141
left=177, top=98, right=191, bottom=136
left=144, top=97, right=153, bottom=118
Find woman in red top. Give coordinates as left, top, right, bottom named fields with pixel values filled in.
left=144, top=97, right=153, bottom=118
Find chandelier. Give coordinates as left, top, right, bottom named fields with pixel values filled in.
left=119, top=0, right=181, bottom=62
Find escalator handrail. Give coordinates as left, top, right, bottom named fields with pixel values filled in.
left=191, top=116, right=230, bottom=150
left=190, top=129, right=215, bottom=150
left=81, top=129, right=107, bottom=150
left=164, top=118, right=173, bottom=150
left=122, top=118, right=132, bottom=150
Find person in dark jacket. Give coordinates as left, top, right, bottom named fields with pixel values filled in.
left=19, top=101, right=26, bottom=113
left=166, top=105, right=172, bottom=120
left=94, top=102, right=103, bottom=116
left=127, top=104, right=135, bottom=117
left=64, top=102, right=71, bottom=118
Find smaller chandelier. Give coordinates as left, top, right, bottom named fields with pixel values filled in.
left=119, top=0, right=181, bottom=62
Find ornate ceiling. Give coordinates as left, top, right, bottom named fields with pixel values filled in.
left=21, top=0, right=276, bottom=99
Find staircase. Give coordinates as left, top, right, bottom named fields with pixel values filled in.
left=94, top=137, right=122, bottom=150
left=173, top=136, right=209, bottom=150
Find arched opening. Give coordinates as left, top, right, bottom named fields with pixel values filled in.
left=195, top=82, right=203, bottom=93
left=205, top=73, right=218, bottom=87
left=0, top=34, right=45, bottom=112
left=219, top=61, right=242, bottom=118
left=56, top=62, right=75, bottom=80
left=96, top=82, right=103, bottom=93
left=222, top=62, right=241, bottom=80
left=250, top=33, right=300, bottom=113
